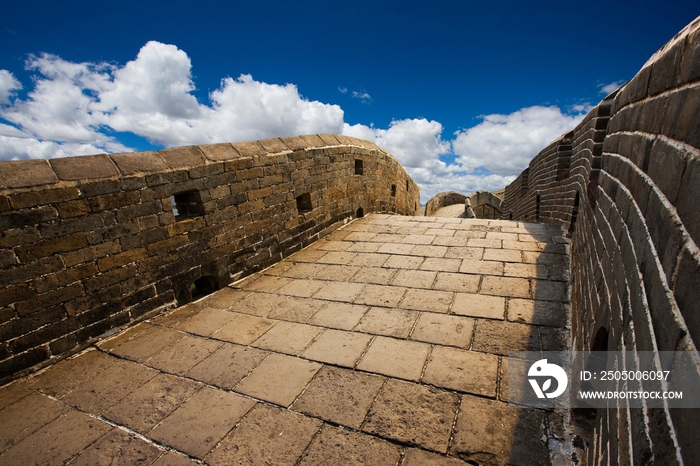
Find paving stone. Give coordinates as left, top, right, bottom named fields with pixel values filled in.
left=104, top=373, right=202, bottom=433
left=355, top=307, right=418, bottom=338
left=383, top=254, right=424, bottom=269
left=151, top=305, right=202, bottom=328
left=356, top=336, right=430, bottom=381
left=377, top=243, right=415, bottom=255
left=313, top=280, right=365, bottom=301
left=317, top=239, right=353, bottom=251
left=343, top=232, right=378, bottom=242
left=299, top=424, right=402, bottom=466
left=250, top=321, right=323, bottom=355
left=420, top=257, right=462, bottom=272
left=291, top=366, right=384, bottom=429
left=276, top=279, right=327, bottom=298
left=231, top=291, right=286, bottom=316
left=522, top=251, right=566, bottom=265
left=235, top=353, right=321, bottom=406
left=444, top=246, right=484, bottom=261
left=70, top=428, right=163, bottom=466
left=0, top=392, right=70, bottom=454
left=502, top=240, right=541, bottom=251
left=27, top=349, right=117, bottom=398
left=399, top=288, right=453, bottom=313
left=301, top=329, right=373, bottom=367
left=211, top=313, right=276, bottom=344
left=453, top=230, right=487, bottom=239
left=186, top=343, right=268, bottom=389
left=452, top=293, right=506, bottom=319
left=432, top=272, right=480, bottom=293
left=152, top=451, right=199, bottom=465
left=267, top=296, right=327, bottom=322
left=472, top=320, right=540, bottom=356
left=0, top=381, right=32, bottom=411
left=264, top=261, right=295, bottom=276
left=206, top=403, right=321, bottom=466
left=240, top=274, right=293, bottom=292
left=175, top=308, right=237, bottom=336
left=450, top=395, right=550, bottom=466
left=390, top=269, right=437, bottom=289
left=411, top=245, right=449, bottom=257
left=354, top=284, right=407, bottom=307
left=195, top=287, right=250, bottom=309
left=350, top=266, right=398, bottom=284
left=281, top=263, right=328, bottom=279
left=480, top=276, right=531, bottom=298
left=468, top=238, right=502, bottom=248
left=483, top=248, right=523, bottom=263
left=307, top=302, right=369, bottom=330
left=503, top=262, right=547, bottom=278
left=533, top=279, right=568, bottom=302
left=403, top=448, right=472, bottom=465
left=432, top=236, right=470, bottom=247
left=109, top=326, right=185, bottom=362
left=317, top=251, right=358, bottom=264
left=0, top=411, right=112, bottom=465
left=62, top=359, right=158, bottom=414
left=410, top=313, right=474, bottom=348
left=507, top=298, right=567, bottom=327
left=423, top=346, right=499, bottom=397
left=321, top=264, right=362, bottom=281
left=363, top=378, right=459, bottom=453
left=459, top=259, right=504, bottom=276
left=288, top=248, right=327, bottom=263
left=146, top=334, right=222, bottom=375
left=348, top=252, right=389, bottom=267
left=150, top=386, right=255, bottom=459
left=346, top=241, right=382, bottom=252
left=426, top=227, right=456, bottom=237
left=404, top=234, right=436, bottom=245
left=539, top=326, right=569, bottom=351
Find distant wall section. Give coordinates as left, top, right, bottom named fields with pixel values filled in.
left=0, top=134, right=420, bottom=381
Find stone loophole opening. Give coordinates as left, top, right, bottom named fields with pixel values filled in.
left=296, top=193, right=313, bottom=214
left=171, top=190, right=204, bottom=220
left=190, top=275, right=219, bottom=301
left=354, top=159, right=363, bottom=175
left=356, top=207, right=364, bottom=218
left=391, top=185, right=396, bottom=197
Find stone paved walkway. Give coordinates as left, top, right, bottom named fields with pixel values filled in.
left=0, top=214, right=570, bottom=466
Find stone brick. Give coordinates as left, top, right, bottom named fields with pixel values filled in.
left=0, top=160, right=58, bottom=189
left=450, top=395, right=549, bottom=465
left=410, top=313, right=474, bottom=348
left=355, top=307, right=418, bottom=338
left=234, top=353, right=321, bottom=406
left=363, top=378, right=459, bottom=453
left=206, top=404, right=321, bottom=466
left=70, top=429, right=162, bottom=466
left=186, top=343, right=268, bottom=389
left=423, top=346, right=499, bottom=397
left=291, top=366, right=384, bottom=429
left=110, top=151, right=167, bottom=175
left=300, top=329, right=372, bottom=367
left=150, top=386, right=255, bottom=459
left=50, top=154, right=119, bottom=180
left=356, top=336, right=430, bottom=381
left=104, top=373, right=202, bottom=433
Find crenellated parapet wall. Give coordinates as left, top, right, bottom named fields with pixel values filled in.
left=503, top=16, right=700, bottom=464
left=0, top=134, right=420, bottom=381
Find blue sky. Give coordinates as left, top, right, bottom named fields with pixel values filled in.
left=0, top=1, right=697, bottom=202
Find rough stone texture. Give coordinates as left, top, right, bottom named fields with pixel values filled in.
left=0, top=136, right=419, bottom=381
left=0, top=213, right=566, bottom=465
left=500, top=15, right=700, bottom=465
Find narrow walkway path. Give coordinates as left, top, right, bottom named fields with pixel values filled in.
left=429, top=203, right=468, bottom=218
left=0, top=214, right=570, bottom=465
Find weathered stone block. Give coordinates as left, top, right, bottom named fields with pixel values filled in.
left=51, top=154, right=118, bottom=180
left=0, top=160, right=58, bottom=189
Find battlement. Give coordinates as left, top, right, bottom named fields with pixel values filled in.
left=0, top=134, right=419, bottom=380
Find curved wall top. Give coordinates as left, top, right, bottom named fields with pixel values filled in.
left=0, top=134, right=420, bottom=381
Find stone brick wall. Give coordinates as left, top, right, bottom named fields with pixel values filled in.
left=502, top=16, right=700, bottom=464
left=424, top=191, right=467, bottom=216
left=0, top=134, right=419, bottom=381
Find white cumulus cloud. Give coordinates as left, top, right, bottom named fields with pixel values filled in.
left=598, top=80, right=625, bottom=95
left=452, top=106, right=585, bottom=176
left=0, top=70, right=22, bottom=105
left=0, top=41, right=590, bottom=205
